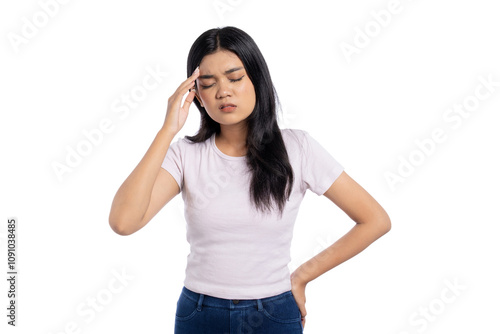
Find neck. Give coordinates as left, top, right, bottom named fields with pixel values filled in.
left=217, top=123, right=248, bottom=154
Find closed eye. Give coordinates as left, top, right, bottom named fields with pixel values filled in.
left=200, top=76, right=245, bottom=89
left=230, top=76, right=244, bottom=83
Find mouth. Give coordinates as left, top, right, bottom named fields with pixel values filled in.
left=219, top=103, right=237, bottom=112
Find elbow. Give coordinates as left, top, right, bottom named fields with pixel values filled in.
left=382, top=217, right=391, bottom=235
left=378, top=212, right=391, bottom=236
left=109, top=221, right=129, bottom=236
left=364, top=210, right=391, bottom=237
left=109, top=216, right=134, bottom=236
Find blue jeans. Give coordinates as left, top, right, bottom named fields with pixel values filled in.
left=174, top=286, right=304, bottom=333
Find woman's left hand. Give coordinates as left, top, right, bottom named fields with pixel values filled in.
left=290, top=270, right=308, bottom=329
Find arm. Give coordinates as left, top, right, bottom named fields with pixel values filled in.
left=290, top=171, right=391, bottom=327
left=108, top=67, right=200, bottom=236
left=292, top=170, right=391, bottom=284
left=108, top=128, right=179, bottom=236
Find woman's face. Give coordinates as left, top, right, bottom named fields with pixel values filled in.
left=195, top=49, right=256, bottom=128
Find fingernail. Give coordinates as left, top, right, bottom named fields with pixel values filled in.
left=194, top=66, right=199, bottom=74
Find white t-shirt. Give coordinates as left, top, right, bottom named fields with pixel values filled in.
left=161, top=128, right=344, bottom=299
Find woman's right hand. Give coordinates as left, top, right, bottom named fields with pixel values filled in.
left=162, top=66, right=200, bottom=135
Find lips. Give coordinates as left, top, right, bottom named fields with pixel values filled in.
left=219, top=103, right=237, bottom=110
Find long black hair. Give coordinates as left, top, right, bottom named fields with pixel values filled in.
left=185, top=26, right=294, bottom=219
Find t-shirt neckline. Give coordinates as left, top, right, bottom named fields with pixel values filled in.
left=210, top=133, right=247, bottom=161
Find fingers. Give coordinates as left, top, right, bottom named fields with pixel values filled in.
left=181, top=89, right=197, bottom=111
left=299, top=304, right=307, bottom=325
left=174, top=66, right=200, bottom=97
left=168, top=67, right=200, bottom=107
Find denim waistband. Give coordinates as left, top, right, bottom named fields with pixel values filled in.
left=180, top=286, right=293, bottom=310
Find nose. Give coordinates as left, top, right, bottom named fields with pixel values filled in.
left=216, top=80, right=231, bottom=99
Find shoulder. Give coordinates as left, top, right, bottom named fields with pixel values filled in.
left=164, top=135, right=208, bottom=163
left=280, top=128, right=312, bottom=150
left=279, top=128, right=312, bottom=161
left=280, top=128, right=307, bottom=143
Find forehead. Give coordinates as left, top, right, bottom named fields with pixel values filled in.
left=199, top=50, right=244, bottom=74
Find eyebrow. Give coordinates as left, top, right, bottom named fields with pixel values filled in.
left=198, top=67, right=244, bottom=79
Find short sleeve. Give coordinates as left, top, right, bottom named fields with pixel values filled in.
left=300, top=130, right=344, bottom=196
left=161, top=137, right=184, bottom=191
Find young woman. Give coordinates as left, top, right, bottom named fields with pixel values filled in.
left=109, top=26, right=391, bottom=333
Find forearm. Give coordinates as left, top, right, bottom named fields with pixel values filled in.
left=109, top=127, right=175, bottom=230
left=293, top=219, right=390, bottom=285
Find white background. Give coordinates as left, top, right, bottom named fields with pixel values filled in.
left=1, top=0, right=499, bottom=333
